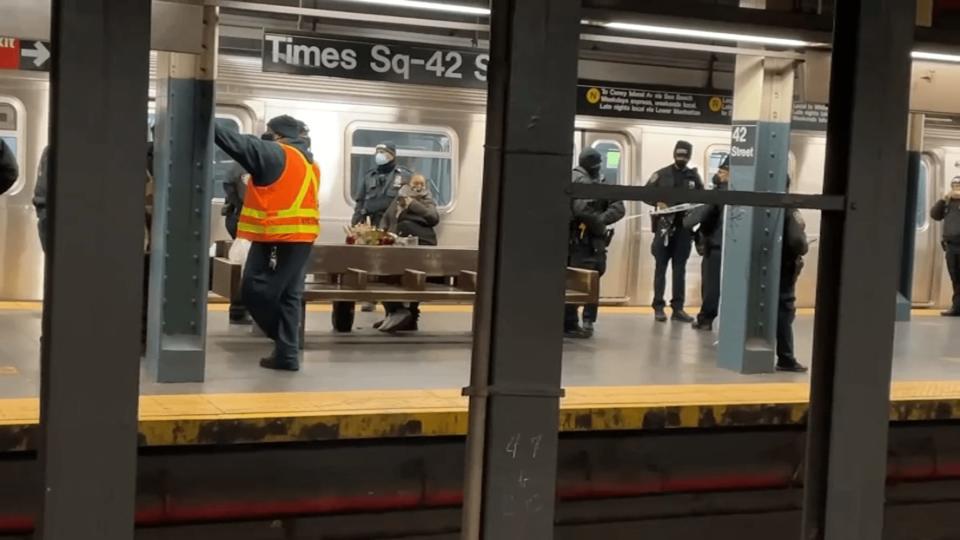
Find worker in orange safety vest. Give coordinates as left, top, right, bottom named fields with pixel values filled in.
left=214, top=115, right=319, bottom=371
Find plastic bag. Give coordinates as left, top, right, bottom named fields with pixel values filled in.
left=228, top=238, right=251, bottom=268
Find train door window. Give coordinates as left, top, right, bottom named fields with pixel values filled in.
left=346, top=124, right=458, bottom=211
left=0, top=99, right=25, bottom=196
left=590, top=140, right=624, bottom=185
left=917, top=158, right=930, bottom=231
left=705, top=145, right=730, bottom=188
left=212, top=116, right=243, bottom=201
left=572, top=131, right=582, bottom=168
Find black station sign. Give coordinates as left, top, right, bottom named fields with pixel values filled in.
left=729, top=122, right=759, bottom=166
left=577, top=81, right=734, bottom=125
left=791, top=102, right=829, bottom=131
left=262, top=32, right=489, bottom=89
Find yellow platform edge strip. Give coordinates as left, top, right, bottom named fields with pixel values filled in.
left=1, top=381, right=960, bottom=449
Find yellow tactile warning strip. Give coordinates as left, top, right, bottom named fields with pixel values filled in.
left=1, top=381, right=960, bottom=450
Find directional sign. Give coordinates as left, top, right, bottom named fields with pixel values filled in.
left=0, top=37, right=50, bottom=72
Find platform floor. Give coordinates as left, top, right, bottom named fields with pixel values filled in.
left=1, top=303, right=959, bottom=399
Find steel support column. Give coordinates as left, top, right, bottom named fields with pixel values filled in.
left=896, top=113, right=925, bottom=322
left=460, top=0, right=580, bottom=538
left=37, top=0, right=151, bottom=538
left=802, top=0, right=915, bottom=538
left=147, top=7, right=218, bottom=383
left=718, top=53, right=794, bottom=374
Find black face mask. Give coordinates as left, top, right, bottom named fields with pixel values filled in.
left=674, top=158, right=689, bottom=169
left=586, top=165, right=602, bottom=178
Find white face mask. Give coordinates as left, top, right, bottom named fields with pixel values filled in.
left=375, top=152, right=391, bottom=166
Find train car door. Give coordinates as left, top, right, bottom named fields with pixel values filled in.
left=573, top=130, right=632, bottom=302
left=912, top=155, right=939, bottom=305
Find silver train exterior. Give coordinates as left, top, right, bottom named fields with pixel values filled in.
left=1, top=54, right=957, bottom=309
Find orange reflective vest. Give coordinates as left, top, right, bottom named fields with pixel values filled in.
left=238, top=144, right=320, bottom=243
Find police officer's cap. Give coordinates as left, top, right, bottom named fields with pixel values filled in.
left=579, top=148, right=602, bottom=169
left=267, top=115, right=302, bottom=140
left=376, top=142, right=398, bottom=159
left=674, top=140, right=693, bottom=157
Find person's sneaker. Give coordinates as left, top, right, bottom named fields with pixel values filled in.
left=941, top=308, right=960, bottom=317
left=229, top=313, right=253, bottom=325
left=564, top=327, right=592, bottom=339
left=259, top=356, right=299, bottom=371
left=692, top=319, right=713, bottom=331
left=373, top=319, right=385, bottom=330
left=776, top=359, right=809, bottom=373
left=380, top=309, right=416, bottom=333
left=671, top=309, right=694, bottom=323
left=654, top=308, right=668, bottom=322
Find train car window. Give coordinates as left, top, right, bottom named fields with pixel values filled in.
left=572, top=131, right=582, bottom=168
left=917, top=159, right=930, bottom=231
left=590, top=140, right=624, bottom=185
left=0, top=98, right=25, bottom=196
left=347, top=124, right=458, bottom=210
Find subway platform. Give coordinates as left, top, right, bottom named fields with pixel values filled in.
left=1, top=303, right=959, bottom=452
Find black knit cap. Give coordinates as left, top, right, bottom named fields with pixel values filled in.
left=579, top=147, right=602, bottom=169
left=674, top=140, right=693, bottom=158
left=267, top=115, right=302, bottom=140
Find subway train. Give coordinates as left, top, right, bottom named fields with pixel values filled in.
left=0, top=53, right=958, bottom=309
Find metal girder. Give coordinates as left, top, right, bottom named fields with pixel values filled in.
left=802, top=0, right=916, bottom=538
left=37, top=0, right=151, bottom=538
left=460, top=0, right=580, bottom=538
left=717, top=51, right=795, bottom=374
left=147, top=7, right=218, bottom=383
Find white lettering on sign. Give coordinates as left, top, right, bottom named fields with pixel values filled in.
left=732, top=125, right=749, bottom=144
left=730, top=146, right=755, bottom=158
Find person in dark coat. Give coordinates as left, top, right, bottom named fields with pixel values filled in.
left=0, top=138, right=17, bottom=195
left=564, top=148, right=625, bottom=338
left=222, top=132, right=277, bottom=325
left=777, top=181, right=810, bottom=373
left=214, top=114, right=319, bottom=371
left=683, top=155, right=729, bottom=331
left=647, top=140, right=704, bottom=323
left=931, top=176, right=960, bottom=316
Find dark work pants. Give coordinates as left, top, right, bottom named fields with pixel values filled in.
left=564, top=255, right=606, bottom=329
left=698, top=247, right=722, bottom=323
left=652, top=234, right=692, bottom=310
left=946, top=248, right=960, bottom=310
left=242, top=242, right=312, bottom=364
left=776, top=274, right=798, bottom=364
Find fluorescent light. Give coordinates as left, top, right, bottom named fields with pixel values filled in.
left=912, top=50, right=960, bottom=63
left=602, top=21, right=810, bottom=48
left=336, top=0, right=489, bottom=16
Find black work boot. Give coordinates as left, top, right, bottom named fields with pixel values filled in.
left=564, top=326, right=592, bottom=339
left=692, top=318, right=713, bottom=331
left=776, top=358, right=808, bottom=373
left=671, top=309, right=694, bottom=323
left=654, top=308, right=668, bottom=322
left=259, top=355, right=300, bottom=372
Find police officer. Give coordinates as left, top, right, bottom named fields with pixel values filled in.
left=684, top=155, right=729, bottom=331
left=0, top=138, right=17, bottom=195
left=931, top=176, right=960, bottom=317
left=777, top=178, right=810, bottom=373
left=352, top=142, right=414, bottom=226
left=647, top=140, right=704, bottom=322
left=564, top=148, right=625, bottom=338
left=215, top=114, right=320, bottom=371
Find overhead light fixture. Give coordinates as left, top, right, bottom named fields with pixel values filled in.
left=600, top=21, right=810, bottom=48
left=336, top=0, right=489, bottom=16
left=912, top=50, right=960, bottom=63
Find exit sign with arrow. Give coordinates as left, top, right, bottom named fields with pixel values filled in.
left=0, top=37, right=51, bottom=72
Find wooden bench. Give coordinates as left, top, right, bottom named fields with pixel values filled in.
left=211, top=243, right=600, bottom=333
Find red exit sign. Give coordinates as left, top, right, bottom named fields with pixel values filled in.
left=0, top=38, right=18, bottom=70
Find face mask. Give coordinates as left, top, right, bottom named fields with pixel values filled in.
left=375, top=153, right=391, bottom=166
left=586, top=165, right=602, bottom=178
left=674, top=158, right=689, bottom=168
